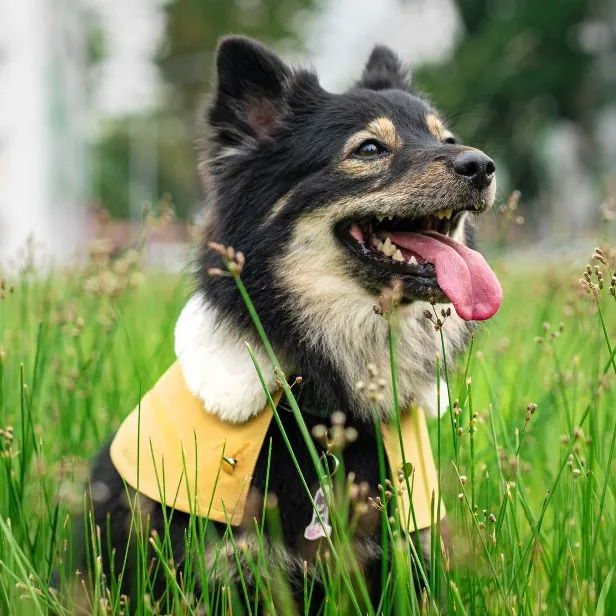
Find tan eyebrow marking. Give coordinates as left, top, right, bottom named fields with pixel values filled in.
left=426, top=113, right=446, bottom=141
left=365, top=117, right=400, bottom=149
left=341, top=116, right=401, bottom=158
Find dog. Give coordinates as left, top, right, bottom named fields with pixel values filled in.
left=73, top=36, right=502, bottom=613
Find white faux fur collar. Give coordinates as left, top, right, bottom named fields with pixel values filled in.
left=175, top=294, right=448, bottom=423
left=175, top=294, right=280, bottom=424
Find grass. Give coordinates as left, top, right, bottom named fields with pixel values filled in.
left=1, top=230, right=616, bottom=614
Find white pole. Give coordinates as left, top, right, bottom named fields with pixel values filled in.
left=0, top=0, right=51, bottom=268
left=0, top=0, right=87, bottom=269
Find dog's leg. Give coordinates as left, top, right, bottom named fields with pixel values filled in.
left=66, top=444, right=191, bottom=610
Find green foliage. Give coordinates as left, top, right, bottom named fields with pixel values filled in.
left=1, top=231, right=616, bottom=612
left=158, top=0, right=317, bottom=116
left=91, top=117, right=195, bottom=220
left=415, top=0, right=598, bottom=200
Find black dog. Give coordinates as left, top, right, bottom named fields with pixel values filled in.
left=73, top=36, right=502, bottom=613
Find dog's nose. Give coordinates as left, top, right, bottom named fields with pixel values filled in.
left=453, top=150, right=495, bottom=189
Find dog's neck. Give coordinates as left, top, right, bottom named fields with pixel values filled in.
left=175, top=293, right=462, bottom=424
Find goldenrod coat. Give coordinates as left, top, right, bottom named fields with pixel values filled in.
left=110, top=362, right=444, bottom=531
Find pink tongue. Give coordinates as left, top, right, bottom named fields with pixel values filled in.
left=389, top=231, right=503, bottom=321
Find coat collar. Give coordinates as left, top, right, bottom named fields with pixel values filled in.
left=110, top=361, right=445, bottom=530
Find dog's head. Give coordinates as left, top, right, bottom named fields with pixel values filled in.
left=197, top=36, right=502, bottom=415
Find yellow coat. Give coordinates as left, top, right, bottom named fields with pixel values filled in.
left=110, top=362, right=444, bottom=531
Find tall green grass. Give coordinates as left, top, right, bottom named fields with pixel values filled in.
left=0, top=235, right=615, bottom=614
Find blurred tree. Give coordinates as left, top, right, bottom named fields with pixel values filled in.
left=158, top=0, right=317, bottom=122
left=90, top=117, right=195, bottom=221
left=91, top=0, right=317, bottom=220
left=415, top=0, right=603, bottom=203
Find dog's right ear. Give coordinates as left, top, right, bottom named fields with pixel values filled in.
left=208, top=36, right=292, bottom=147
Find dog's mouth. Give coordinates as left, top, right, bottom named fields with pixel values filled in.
left=335, top=208, right=503, bottom=321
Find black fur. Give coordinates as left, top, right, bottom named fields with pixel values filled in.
left=356, top=45, right=412, bottom=91
left=76, top=36, right=496, bottom=613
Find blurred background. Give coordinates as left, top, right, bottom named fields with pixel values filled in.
left=0, top=0, right=615, bottom=269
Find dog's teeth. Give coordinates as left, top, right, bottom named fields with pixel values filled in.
left=474, top=203, right=481, bottom=211
left=382, top=237, right=395, bottom=257
left=376, top=216, right=385, bottom=222
left=386, top=215, right=393, bottom=221
left=392, top=249, right=404, bottom=262
left=434, top=208, right=453, bottom=220
left=371, top=235, right=380, bottom=247
left=408, top=255, right=418, bottom=265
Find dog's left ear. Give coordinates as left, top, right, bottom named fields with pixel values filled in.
left=356, top=45, right=410, bottom=92
left=208, top=36, right=292, bottom=146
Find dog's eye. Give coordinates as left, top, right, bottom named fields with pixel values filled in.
left=353, top=139, right=388, bottom=158
left=443, top=136, right=457, bottom=145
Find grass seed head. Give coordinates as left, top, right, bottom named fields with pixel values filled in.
left=331, top=411, right=346, bottom=427
left=376, top=279, right=403, bottom=316
left=208, top=242, right=245, bottom=275
left=207, top=267, right=226, bottom=277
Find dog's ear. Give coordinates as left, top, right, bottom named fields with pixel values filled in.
left=208, top=36, right=292, bottom=146
left=356, top=45, right=410, bottom=91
